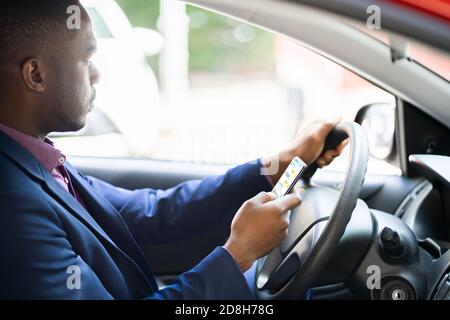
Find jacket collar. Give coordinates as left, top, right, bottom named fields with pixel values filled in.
left=0, top=129, right=45, bottom=182
left=0, top=123, right=65, bottom=172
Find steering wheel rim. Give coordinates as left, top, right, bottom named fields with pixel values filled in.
left=255, top=121, right=369, bottom=299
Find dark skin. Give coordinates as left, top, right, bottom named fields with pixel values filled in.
left=0, top=7, right=100, bottom=140
left=0, top=4, right=348, bottom=272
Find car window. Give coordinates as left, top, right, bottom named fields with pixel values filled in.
left=409, top=42, right=450, bottom=83
left=86, top=7, right=113, bottom=38
left=52, top=5, right=400, bottom=175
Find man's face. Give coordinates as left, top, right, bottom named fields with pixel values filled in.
left=44, top=9, right=100, bottom=133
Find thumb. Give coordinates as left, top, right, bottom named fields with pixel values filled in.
left=270, top=192, right=302, bottom=212
left=251, top=191, right=277, bottom=205
left=320, top=115, right=343, bottom=135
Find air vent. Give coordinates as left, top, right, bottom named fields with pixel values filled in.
left=418, top=238, right=442, bottom=259
left=394, top=180, right=431, bottom=218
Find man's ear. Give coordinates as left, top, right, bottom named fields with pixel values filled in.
left=21, top=58, right=46, bottom=93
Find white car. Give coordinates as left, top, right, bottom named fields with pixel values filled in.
left=53, top=0, right=164, bottom=157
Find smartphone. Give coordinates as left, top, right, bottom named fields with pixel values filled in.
left=272, top=156, right=307, bottom=198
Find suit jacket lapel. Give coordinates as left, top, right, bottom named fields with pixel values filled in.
left=65, top=163, right=158, bottom=290
left=42, top=164, right=157, bottom=291
left=40, top=167, right=120, bottom=250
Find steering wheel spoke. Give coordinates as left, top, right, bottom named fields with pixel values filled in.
left=257, top=219, right=328, bottom=293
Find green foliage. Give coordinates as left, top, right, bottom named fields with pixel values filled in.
left=187, top=6, right=274, bottom=73
left=115, top=1, right=274, bottom=73
left=115, top=0, right=160, bottom=29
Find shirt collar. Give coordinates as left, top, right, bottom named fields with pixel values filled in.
left=0, top=122, right=66, bottom=172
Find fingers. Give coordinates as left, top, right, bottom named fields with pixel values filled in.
left=249, top=191, right=277, bottom=205
left=327, top=115, right=343, bottom=126
left=336, top=138, right=350, bottom=153
left=316, top=138, right=350, bottom=168
left=317, top=149, right=338, bottom=166
left=317, top=155, right=334, bottom=168
left=319, top=115, right=343, bottom=135
left=268, top=192, right=302, bottom=212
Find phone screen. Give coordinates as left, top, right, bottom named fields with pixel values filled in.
left=272, top=156, right=307, bottom=198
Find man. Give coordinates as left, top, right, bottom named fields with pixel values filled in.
left=0, top=0, right=347, bottom=299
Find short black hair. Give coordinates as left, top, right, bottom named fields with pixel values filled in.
left=0, top=0, right=81, bottom=62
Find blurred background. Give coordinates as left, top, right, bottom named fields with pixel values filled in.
left=53, top=0, right=426, bottom=175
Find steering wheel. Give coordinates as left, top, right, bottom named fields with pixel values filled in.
left=255, top=121, right=369, bottom=299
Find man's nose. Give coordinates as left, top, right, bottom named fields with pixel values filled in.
left=90, top=62, right=101, bottom=85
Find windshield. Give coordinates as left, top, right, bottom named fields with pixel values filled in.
left=352, top=23, right=450, bottom=82
left=408, top=42, right=450, bottom=82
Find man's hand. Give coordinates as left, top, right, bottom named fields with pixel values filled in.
left=224, top=191, right=301, bottom=272
left=264, top=117, right=349, bottom=184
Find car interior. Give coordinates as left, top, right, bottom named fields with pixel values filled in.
left=61, top=0, right=450, bottom=300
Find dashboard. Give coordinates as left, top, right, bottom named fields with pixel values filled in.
left=404, top=154, right=450, bottom=253
left=399, top=154, right=450, bottom=299
left=310, top=154, right=450, bottom=300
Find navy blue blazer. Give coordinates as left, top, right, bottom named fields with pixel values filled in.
left=0, top=131, right=271, bottom=299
